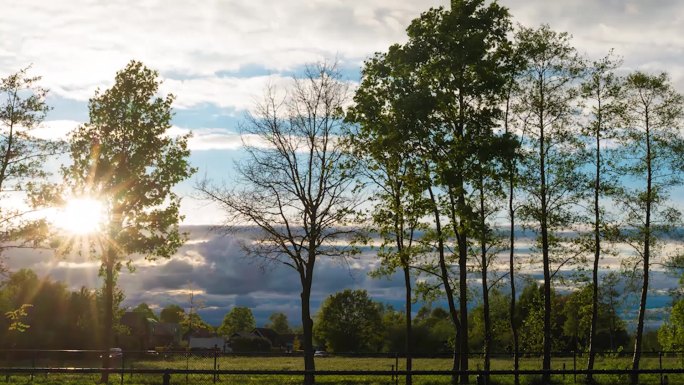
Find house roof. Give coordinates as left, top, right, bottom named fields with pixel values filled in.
left=253, top=328, right=280, bottom=344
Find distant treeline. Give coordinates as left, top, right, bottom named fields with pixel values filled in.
left=0, top=270, right=661, bottom=354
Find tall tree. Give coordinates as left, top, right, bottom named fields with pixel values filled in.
left=197, top=62, right=359, bottom=385
left=400, top=3, right=514, bottom=383
left=613, top=71, right=684, bottom=385
left=64, top=60, right=194, bottom=382
left=348, top=43, right=433, bottom=385
left=515, top=25, right=586, bottom=383
left=579, top=53, right=622, bottom=382
left=218, top=307, right=256, bottom=336
left=0, top=67, right=60, bottom=270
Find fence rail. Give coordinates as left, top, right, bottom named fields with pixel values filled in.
left=2, top=350, right=683, bottom=384
left=1, top=367, right=684, bottom=384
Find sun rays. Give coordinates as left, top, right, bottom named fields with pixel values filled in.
left=53, top=197, right=107, bottom=235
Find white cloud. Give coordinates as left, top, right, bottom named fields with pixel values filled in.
left=160, top=74, right=291, bottom=111
left=32, top=119, right=81, bottom=140
left=1, top=0, right=447, bottom=104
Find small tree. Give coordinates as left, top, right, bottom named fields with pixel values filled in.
left=0, top=67, right=61, bottom=270
left=64, top=60, right=194, bottom=382
left=218, top=307, right=256, bottom=336
left=197, top=62, right=359, bottom=385
left=266, top=312, right=292, bottom=334
left=313, top=289, right=382, bottom=353
left=160, top=304, right=185, bottom=323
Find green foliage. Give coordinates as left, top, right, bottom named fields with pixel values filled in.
left=5, top=304, right=32, bottom=332
left=0, top=67, right=61, bottom=267
left=266, top=312, right=292, bottom=334
left=160, top=304, right=185, bottom=323
left=658, top=299, right=684, bottom=350
left=182, top=312, right=213, bottom=334
left=0, top=269, right=105, bottom=349
left=218, top=307, right=256, bottom=336
left=63, top=60, right=195, bottom=362
left=64, top=60, right=195, bottom=261
left=314, top=290, right=383, bottom=353
left=132, top=303, right=158, bottom=321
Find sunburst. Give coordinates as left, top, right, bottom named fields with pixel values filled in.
left=53, top=197, right=106, bottom=235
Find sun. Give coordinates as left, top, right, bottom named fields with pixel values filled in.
left=54, top=197, right=107, bottom=235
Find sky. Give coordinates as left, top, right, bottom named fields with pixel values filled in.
left=2, top=0, right=684, bottom=328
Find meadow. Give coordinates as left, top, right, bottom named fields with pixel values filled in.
left=2, top=354, right=683, bottom=385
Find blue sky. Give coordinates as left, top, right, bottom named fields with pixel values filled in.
left=2, top=0, right=684, bottom=327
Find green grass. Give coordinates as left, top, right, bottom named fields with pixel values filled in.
left=1, top=354, right=683, bottom=384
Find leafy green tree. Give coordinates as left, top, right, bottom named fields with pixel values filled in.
left=612, top=71, right=684, bottom=384
left=313, top=289, right=382, bottom=353
left=181, top=312, right=213, bottom=334
left=218, top=306, right=256, bottom=336
left=348, top=33, right=432, bottom=385
left=579, top=52, right=623, bottom=380
left=63, top=60, right=194, bottom=381
left=0, top=67, right=60, bottom=271
left=160, top=304, right=185, bottom=323
left=266, top=312, right=292, bottom=334
left=658, top=300, right=684, bottom=350
left=132, top=303, right=158, bottom=321
left=404, top=3, right=514, bottom=382
left=352, top=2, right=514, bottom=382
left=197, top=62, right=358, bottom=385
left=514, top=25, right=586, bottom=381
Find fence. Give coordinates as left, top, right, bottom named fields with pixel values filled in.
left=1, top=350, right=684, bottom=384
left=2, top=367, right=684, bottom=385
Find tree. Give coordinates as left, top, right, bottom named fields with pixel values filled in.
left=579, top=52, right=622, bottom=381
left=348, top=36, right=433, bottom=385
left=313, top=289, right=382, bottom=353
left=63, top=60, right=194, bottom=382
left=181, top=312, right=213, bottom=334
left=160, top=304, right=185, bottom=323
left=132, top=303, right=158, bottom=321
left=351, top=3, right=514, bottom=383
left=0, top=67, right=60, bottom=271
left=514, top=25, right=586, bottom=382
left=612, top=71, right=684, bottom=384
left=404, top=3, right=513, bottom=382
left=658, top=299, right=684, bottom=350
left=197, top=62, right=359, bottom=385
left=266, top=312, right=292, bottom=334
left=218, top=307, right=256, bottom=336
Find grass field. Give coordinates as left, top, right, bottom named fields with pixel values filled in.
left=1, top=354, right=683, bottom=385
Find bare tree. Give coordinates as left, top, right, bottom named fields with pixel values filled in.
left=197, top=62, right=359, bottom=385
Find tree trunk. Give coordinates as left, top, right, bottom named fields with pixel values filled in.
left=631, top=116, right=652, bottom=385
left=403, top=265, right=413, bottom=385
left=504, top=83, right=520, bottom=385
left=430, top=185, right=460, bottom=385
left=301, top=273, right=316, bottom=385
left=100, top=257, right=114, bottom=383
left=539, top=100, right=552, bottom=384
left=478, top=175, right=491, bottom=377
left=587, top=114, right=602, bottom=384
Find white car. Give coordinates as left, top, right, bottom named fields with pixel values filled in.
left=314, top=350, right=328, bottom=357
left=100, top=348, right=123, bottom=359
